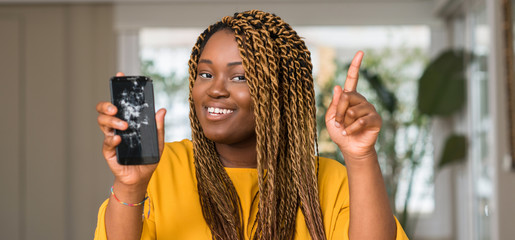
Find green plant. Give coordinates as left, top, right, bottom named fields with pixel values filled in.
left=417, top=49, right=470, bottom=169
left=141, top=60, right=189, bottom=97
left=141, top=59, right=190, bottom=141
left=316, top=47, right=431, bottom=237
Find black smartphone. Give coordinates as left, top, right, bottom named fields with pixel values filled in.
left=110, top=76, right=159, bottom=165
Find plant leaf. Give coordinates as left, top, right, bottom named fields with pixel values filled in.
left=417, top=49, right=468, bottom=116
left=359, top=68, right=398, bottom=114
left=438, top=134, right=467, bottom=169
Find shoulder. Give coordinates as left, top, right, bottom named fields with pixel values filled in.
left=161, top=139, right=194, bottom=166
left=150, top=139, right=195, bottom=186
left=163, top=139, right=193, bottom=156
left=317, top=157, right=347, bottom=186
left=317, top=157, right=349, bottom=209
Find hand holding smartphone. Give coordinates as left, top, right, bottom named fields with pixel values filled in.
left=110, top=76, right=159, bottom=165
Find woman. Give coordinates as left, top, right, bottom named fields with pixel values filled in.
left=95, top=10, right=408, bottom=240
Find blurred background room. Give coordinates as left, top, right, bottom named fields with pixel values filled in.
left=1, top=0, right=514, bottom=239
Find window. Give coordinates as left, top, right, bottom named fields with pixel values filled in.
left=140, top=28, right=203, bottom=142
left=467, top=2, right=492, bottom=239
left=139, top=26, right=434, bottom=225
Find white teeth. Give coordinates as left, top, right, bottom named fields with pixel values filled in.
left=207, top=107, right=233, bottom=114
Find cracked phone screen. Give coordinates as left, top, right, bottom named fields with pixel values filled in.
left=110, top=76, right=159, bottom=165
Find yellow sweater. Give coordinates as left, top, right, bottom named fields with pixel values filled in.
left=94, top=139, right=409, bottom=239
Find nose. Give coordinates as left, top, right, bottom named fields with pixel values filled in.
left=206, top=76, right=229, bottom=99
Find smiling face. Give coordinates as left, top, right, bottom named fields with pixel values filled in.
left=192, top=30, right=256, bottom=145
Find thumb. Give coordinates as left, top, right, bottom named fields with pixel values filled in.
left=156, top=108, right=166, bottom=157
left=326, top=86, right=342, bottom=122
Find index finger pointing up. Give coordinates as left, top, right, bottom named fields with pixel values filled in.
left=343, top=51, right=364, bottom=92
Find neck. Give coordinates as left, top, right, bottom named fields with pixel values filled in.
left=215, top=137, right=257, bottom=168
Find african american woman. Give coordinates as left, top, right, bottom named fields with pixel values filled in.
left=94, top=10, right=409, bottom=240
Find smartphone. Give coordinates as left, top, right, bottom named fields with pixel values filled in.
left=110, top=76, right=159, bottom=165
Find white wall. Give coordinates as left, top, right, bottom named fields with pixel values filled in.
left=0, top=4, right=116, bottom=240
left=114, top=1, right=438, bottom=30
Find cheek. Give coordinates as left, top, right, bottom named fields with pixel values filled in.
left=232, top=86, right=253, bottom=111
left=191, top=84, right=202, bottom=105
left=235, top=89, right=255, bottom=129
left=191, top=84, right=204, bottom=117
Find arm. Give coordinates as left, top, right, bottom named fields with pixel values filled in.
left=343, top=151, right=396, bottom=239
left=325, top=51, right=396, bottom=239
left=96, top=72, right=166, bottom=240
left=105, top=181, right=149, bottom=240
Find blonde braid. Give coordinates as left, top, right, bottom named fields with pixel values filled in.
left=188, top=23, right=245, bottom=240
left=189, top=10, right=326, bottom=240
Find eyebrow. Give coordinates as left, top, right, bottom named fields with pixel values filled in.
left=227, top=61, right=242, bottom=66
left=199, top=59, right=212, bottom=64
left=199, top=59, right=242, bottom=67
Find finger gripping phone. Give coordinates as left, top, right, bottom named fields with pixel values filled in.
left=110, top=76, right=159, bottom=165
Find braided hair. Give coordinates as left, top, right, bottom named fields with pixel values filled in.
left=188, top=10, right=326, bottom=240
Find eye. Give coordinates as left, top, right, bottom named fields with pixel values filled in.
left=199, top=73, right=213, bottom=79
left=231, top=75, right=246, bottom=82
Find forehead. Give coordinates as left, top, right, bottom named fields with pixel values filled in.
left=200, top=30, right=242, bottom=61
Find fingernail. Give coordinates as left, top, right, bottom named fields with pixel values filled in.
left=342, top=130, right=347, bottom=136
left=118, top=121, right=125, bottom=127
left=108, top=106, right=114, bottom=113
left=334, top=121, right=341, bottom=128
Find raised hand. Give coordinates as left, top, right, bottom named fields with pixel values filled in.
left=97, top=72, right=167, bottom=187
left=325, top=51, right=382, bottom=161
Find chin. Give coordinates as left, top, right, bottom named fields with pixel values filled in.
left=203, top=129, right=256, bottom=146
left=202, top=129, right=232, bottom=144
